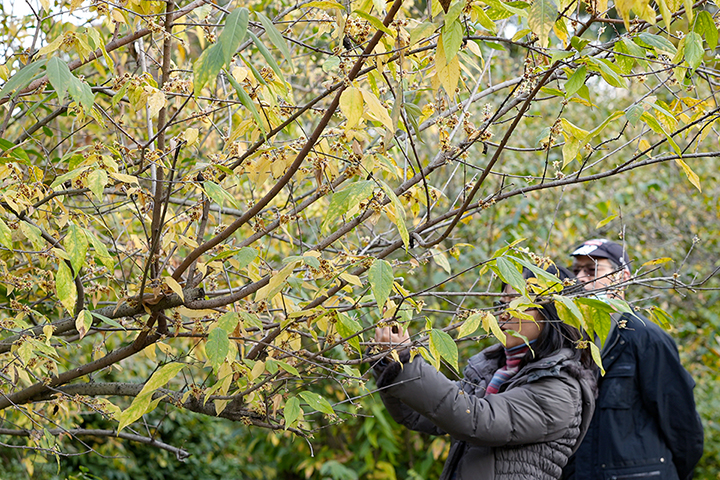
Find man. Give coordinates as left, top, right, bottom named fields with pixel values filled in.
left=562, top=239, right=704, bottom=480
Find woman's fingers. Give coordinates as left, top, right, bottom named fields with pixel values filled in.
left=374, top=326, right=410, bottom=347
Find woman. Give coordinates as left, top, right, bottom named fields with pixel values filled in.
left=373, top=265, right=596, bottom=480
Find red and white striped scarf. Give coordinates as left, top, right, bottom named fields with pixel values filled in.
left=485, top=342, right=533, bottom=395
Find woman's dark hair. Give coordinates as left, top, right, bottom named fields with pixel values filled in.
left=497, top=264, right=595, bottom=370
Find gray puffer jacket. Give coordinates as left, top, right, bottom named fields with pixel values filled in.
left=375, top=345, right=596, bottom=480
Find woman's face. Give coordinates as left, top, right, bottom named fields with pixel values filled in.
left=499, top=284, right=544, bottom=349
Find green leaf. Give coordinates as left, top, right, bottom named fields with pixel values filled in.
left=596, top=213, right=618, bottom=229
left=577, top=298, right=615, bottom=346
left=218, top=8, right=249, bottom=65
left=248, top=31, right=284, bottom=83
left=613, top=39, right=635, bottom=74
left=210, top=246, right=257, bottom=265
left=203, top=181, right=240, bottom=210
left=20, top=221, right=43, bottom=251
left=641, top=112, right=681, bottom=156
left=549, top=49, right=575, bottom=64
left=683, top=31, right=703, bottom=71
left=46, top=57, right=94, bottom=112
left=225, top=68, right=267, bottom=136
left=624, top=104, right=643, bottom=126
left=0, top=138, right=31, bottom=164
left=353, top=10, right=394, bottom=37
left=217, top=311, right=239, bottom=333
left=193, top=44, right=225, bottom=94
left=64, top=223, right=88, bottom=274
left=0, top=59, right=45, bottom=101
left=508, top=256, right=564, bottom=294
left=379, top=180, right=409, bottom=251
left=527, top=0, right=557, bottom=48
left=84, top=229, right=114, bottom=271
left=368, top=258, right=393, bottom=310
left=409, top=21, right=437, bottom=46
left=0, top=218, right=13, bottom=250
left=89, top=310, right=126, bottom=330
left=564, top=66, right=586, bottom=97
left=540, top=86, right=565, bottom=97
left=50, top=165, right=91, bottom=189
left=636, top=32, right=677, bottom=56
left=473, top=7, right=497, bottom=34
left=257, top=11, right=293, bottom=72
left=55, top=261, right=77, bottom=313
left=457, top=311, right=482, bottom=338
left=336, top=313, right=362, bottom=354
left=695, top=11, right=718, bottom=51
left=589, top=342, right=605, bottom=375
left=322, top=180, right=374, bottom=231
left=441, top=19, right=464, bottom=64
left=207, top=328, right=230, bottom=371
left=277, top=360, right=300, bottom=377
left=87, top=168, right=108, bottom=200
left=646, top=306, right=673, bottom=329
left=75, top=309, right=93, bottom=339
left=429, top=328, right=458, bottom=372
left=430, top=248, right=452, bottom=274
left=117, top=363, right=185, bottom=432
left=493, top=257, right=526, bottom=295
left=553, top=295, right=585, bottom=330
left=283, top=396, right=301, bottom=428
left=588, top=58, right=627, bottom=88
left=444, top=0, right=465, bottom=24
left=299, top=391, right=334, bottom=415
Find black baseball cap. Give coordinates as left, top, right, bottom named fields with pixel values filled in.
left=570, top=239, right=631, bottom=272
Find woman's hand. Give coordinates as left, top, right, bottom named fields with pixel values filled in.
left=374, top=325, right=410, bottom=351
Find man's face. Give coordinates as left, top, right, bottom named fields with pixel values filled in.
left=571, top=255, right=621, bottom=293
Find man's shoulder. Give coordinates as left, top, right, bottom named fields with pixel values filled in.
left=616, top=310, right=678, bottom=346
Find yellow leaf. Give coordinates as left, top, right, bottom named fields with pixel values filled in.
left=39, top=0, right=50, bottom=11
left=111, top=9, right=126, bottom=23
left=305, top=0, right=345, bottom=9
left=340, top=86, right=364, bottom=129
left=109, top=172, right=139, bottom=184
left=436, top=38, right=460, bottom=95
left=75, top=309, right=93, bottom=340
left=182, top=128, right=199, bottom=146
left=232, top=66, right=249, bottom=84
left=675, top=159, right=702, bottom=192
left=589, top=342, right=605, bottom=375
left=165, top=277, right=184, bottom=301
left=642, top=257, right=673, bottom=267
left=38, top=36, right=65, bottom=56
left=595, top=0, right=609, bottom=15
left=147, top=89, right=166, bottom=117
left=255, top=261, right=299, bottom=301
left=360, top=89, right=393, bottom=131
left=482, top=312, right=506, bottom=346
left=615, top=0, right=634, bottom=29
left=466, top=40, right=482, bottom=58
left=596, top=214, right=618, bottom=229
left=340, top=272, right=363, bottom=287
left=177, top=306, right=216, bottom=318
left=560, top=118, right=590, bottom=141
left=43, top=325, right=54, bottom=341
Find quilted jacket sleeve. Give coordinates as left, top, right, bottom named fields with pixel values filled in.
left=383, top=356, right=583, bottom=448
left=374, top=355, right=446, bottom=435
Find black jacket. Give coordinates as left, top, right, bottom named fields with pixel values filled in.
left=563, top=311, right=704, bottom=480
